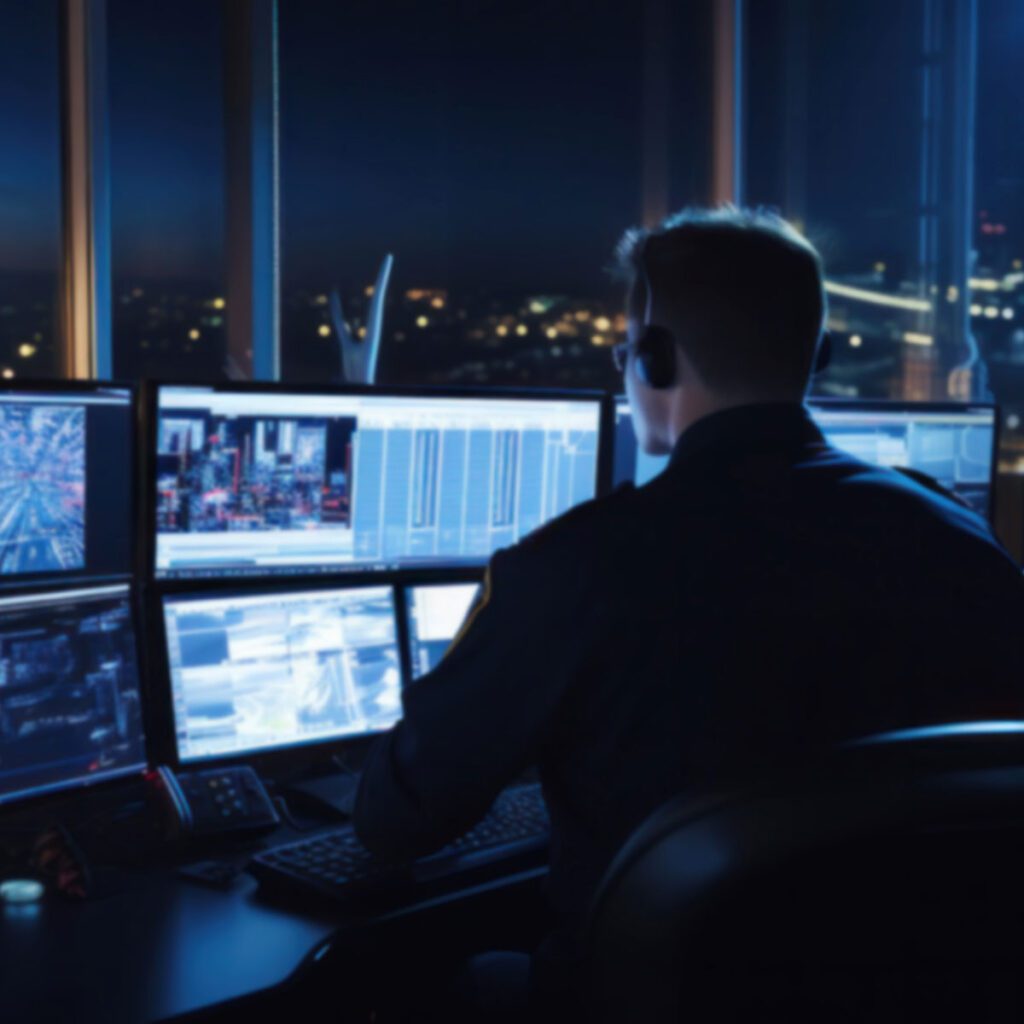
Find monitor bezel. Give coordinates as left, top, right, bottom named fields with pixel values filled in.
left=611, top=394, right=1001, bottom=523
left=151, top=573, right=471, bottom=771
left=0, top=582, right=151, bottom=809
left=0, top=378, right=139, bottom=592
left=143, top=380, right=607, bottom=583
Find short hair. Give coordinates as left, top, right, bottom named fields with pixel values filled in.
left=613, top=206, right=827, bottom=395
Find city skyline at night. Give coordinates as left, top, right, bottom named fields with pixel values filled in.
left=1, top=0, right=1023, bottom=415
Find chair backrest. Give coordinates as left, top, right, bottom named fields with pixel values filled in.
left=584, top=723, right=1024, bottom=1023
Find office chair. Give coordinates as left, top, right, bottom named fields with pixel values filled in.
left=584, top=722, right=1024, bottom=1023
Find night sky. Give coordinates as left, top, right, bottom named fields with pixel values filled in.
left=0, top=0, right=1021, bottom=291
left=0, top=1, right=61, bottom=274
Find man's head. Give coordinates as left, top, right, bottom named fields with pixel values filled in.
left=613, top=206, right=828, bottom=454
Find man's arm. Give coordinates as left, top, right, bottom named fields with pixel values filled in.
left=353, top=541, right=583, bottom=860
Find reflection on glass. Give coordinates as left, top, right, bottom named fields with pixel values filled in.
left=745, top=1, right=988, bottom=405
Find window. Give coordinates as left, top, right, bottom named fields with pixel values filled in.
left=0, top=1, right=62, bottom=380
left=279, top=0, right=712, bottom=389
left=107, top=0, right=228, bottom=381
left=744, top=0, right=972, bottom=403
left=974, top=0, right=1024, bottom=460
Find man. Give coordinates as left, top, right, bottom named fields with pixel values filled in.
left=354, top=207, right=1024, bottom=1010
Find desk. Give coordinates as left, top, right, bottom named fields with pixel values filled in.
left=1, top=869, right=335, bottom=1023
left=0, top=857, right=548, bottom=1023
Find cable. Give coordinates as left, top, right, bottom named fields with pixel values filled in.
left=271, top=795, right=323, bottom=835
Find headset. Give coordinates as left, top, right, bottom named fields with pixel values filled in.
left=630, top=242, right=832, bottom=390
left=631, top=249, right=679, bottom=390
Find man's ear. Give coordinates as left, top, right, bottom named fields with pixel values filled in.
left=813, top=331, right=832, bottom=374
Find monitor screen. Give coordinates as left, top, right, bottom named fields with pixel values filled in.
left=405, top=582, right=481, bottom=680
left=154, top=386, right=602, bottom=579
left=162, top=585, right=402, bottom=762
left=611, top=398, right=671, bottom=489
left=0, top=386, right=134, bottom=588
left=0, top=585, right=147, bottom=805
left=612, top=398, right=998, bottom=519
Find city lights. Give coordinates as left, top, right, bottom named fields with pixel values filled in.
left=984, top=307, right=999, bottom=319
left=188, top=329, right=200, bottom=341
left=515, top=324, right=528, bottom=336
left=1003, top=308, right=1015, bottom=320
left=902, top=331, right=933, bottom=346
left=496, top=325, right=508, bottom=337
left=545, top=327, right=558, bottom=340
left=1, top=369, right=13, bottom=380
left=416, top=316, right=429, bottom=328
left=211, top=297, right=226, bottom=310
left=593, top=316, right=611, bottom=332
left=430, top=297, right=445, bottom=309
left=970, top=304, right=984, bottom=316
left=17, top=343, right=35, bottom=358
left=849, top=334, right=863, bottom=348
left=317, top=324, right=331, bottom=337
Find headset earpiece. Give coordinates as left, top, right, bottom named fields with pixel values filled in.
left=634, top=242, right=678, bottom=390
left=635, top=325, right=677, bottom=389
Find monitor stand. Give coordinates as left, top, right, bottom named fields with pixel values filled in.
left=284, top=772, right=360, bottom=820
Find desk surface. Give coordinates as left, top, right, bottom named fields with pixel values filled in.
left=0, top=858, right=549, bottom=1024
left=1, top=869, right=336, bottom=1024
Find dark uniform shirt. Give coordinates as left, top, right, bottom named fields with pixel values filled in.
left=354, top=402, right=1024, bottom=929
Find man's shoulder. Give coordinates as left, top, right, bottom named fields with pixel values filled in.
left=800, top=444, right=1014, bottom=571
left=494, top=483, right=642, bottom=574
left=824, top=451, right=992, bottom=537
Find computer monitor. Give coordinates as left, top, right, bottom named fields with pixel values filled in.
left=405, top=582, right=481, bottom=680
left=162, top=584, right=403, bottom=762
left=610, top=398, right=671, bottom=489
left=0, top=585, right=147, bottom=805
left=612, top=397, right=999, bottom=519
left=0, top=384, right=134, bottom=589
left=810, top=401, right=998, bottom=518
left=153, top=385, right=603, bottom=579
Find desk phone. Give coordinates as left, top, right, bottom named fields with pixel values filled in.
left=154, top=765, right=280, bottom=837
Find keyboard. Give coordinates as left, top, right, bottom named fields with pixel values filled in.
left=249, top=784, right=549, bottom=905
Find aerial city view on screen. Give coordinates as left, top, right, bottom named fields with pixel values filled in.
left=164, top=586, right=403, bottom=760
left=0, top=589, right=147, bottom=803
left=0, top=402, right=86, bottom=576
